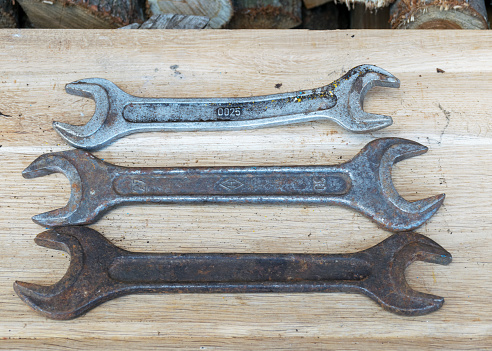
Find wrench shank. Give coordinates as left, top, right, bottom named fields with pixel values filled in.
left=112, top=168, right=352, bottom=198
left=108, top=254, right=371, bottom=284
left=122, top=89, right=337, bottom=123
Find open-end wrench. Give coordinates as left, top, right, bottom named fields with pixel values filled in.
left=23, top=138, right=444, bottom=231
left=53, top=65, right=400, bottom=150
left=14, top=227, right=452, bottom=319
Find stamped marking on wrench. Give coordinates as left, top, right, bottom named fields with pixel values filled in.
left=52, top=65, right=400, bottom=150
left=14, top=227, right=452, bottom=320
left=22, top=138, right=444, bottom=231
left=112, top=173, right=351, bottom=196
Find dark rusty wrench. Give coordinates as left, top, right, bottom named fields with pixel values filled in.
left=53, top=65, right=400, bottom=150
left=14, top=227, right=452, bottom=320
left=23, top=138, right=445, bottom=231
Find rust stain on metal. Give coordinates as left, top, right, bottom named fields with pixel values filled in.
left=22, top=138, right=445, bottom=231
left=14, top=227, right=452, bottom=320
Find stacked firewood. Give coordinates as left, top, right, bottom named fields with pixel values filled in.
left=0, top=0, right=488, bottom=29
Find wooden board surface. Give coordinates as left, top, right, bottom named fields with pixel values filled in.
left=0, top=29, right=491, bottom=349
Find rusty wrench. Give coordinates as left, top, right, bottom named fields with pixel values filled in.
left=53, top=65, right=400, bottom=150
left=14, top=227, right=452, bottom=319
left=23, top=138, right=445, bottom=231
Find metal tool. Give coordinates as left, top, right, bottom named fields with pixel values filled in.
left=23, top=138, right=445, bottom=231
left=14, top=227, right=452, bottom=319
left=53, top=65, right=400, bottom=150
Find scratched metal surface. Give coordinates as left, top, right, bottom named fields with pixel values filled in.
left=20, top=138, right=444, bottom=231
left=51, top=65, right=398, bottom=149
left=0, top=30, right=491, bottom=349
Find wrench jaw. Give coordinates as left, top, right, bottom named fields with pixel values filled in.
left=14, top=227, right=124, bottom=320
left=53, top=78, right=129, bottom=150
left=348, top=138, right=445, bottom=232
left=22, top=150, right=116, bottom=227
left=22, top=153, right=83, bottom=227
left=360, top=233, right=452, bottom=316
left=329, top=65, right=399, bottom=133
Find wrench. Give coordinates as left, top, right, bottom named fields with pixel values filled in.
left=53, top=65, right=400, bottom=150
left=23, top=138, right=444, bottom=231
left=14, top=227, right=452, bottom=319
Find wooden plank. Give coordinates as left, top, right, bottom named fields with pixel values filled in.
left=0, top=29, right=491, bottom=349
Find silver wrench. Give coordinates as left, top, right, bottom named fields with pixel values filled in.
left=53, top=65, right=400, bottom=150
left=23, top=138, right=445, bottom=231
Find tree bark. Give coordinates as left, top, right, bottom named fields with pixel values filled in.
left=147, top=0, right=232, bottom=28
left=16, top=0, right=146, bottom=28
left=0, top=0, right=19, bottom=27
left=120, top=13, right=210, bottom=29
left=228, top=0, right=302, bottom=28
left=390, top=0, right=488, bottom=29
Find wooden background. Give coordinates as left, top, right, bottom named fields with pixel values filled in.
left=0, top=30, right=491, bottom=349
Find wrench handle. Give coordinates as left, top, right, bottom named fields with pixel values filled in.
left=122, top=87, right=337, bottom=123
left=108, top=253, right=370, bottom=286
left=112, top=167, right=352, bottom=200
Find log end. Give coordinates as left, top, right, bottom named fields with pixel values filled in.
left=390, top=0, right=488, bottom=29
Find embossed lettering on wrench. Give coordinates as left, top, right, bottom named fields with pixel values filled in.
left=53, top=65, right=400, bottom=149
left=14, top=227, right=452, bottom=319
left=22, top=138, right=445, bottom=231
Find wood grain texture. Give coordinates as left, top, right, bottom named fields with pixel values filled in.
left=120, top=14, right=210, bottom=29
left=16, top=0, right=146, bottom=28
left=0, top=29, right=491, bottom=349
left=147, top=0, right=232, bottom=28
left=227, top=0, right=302, bottom=29
left=390, top=0, right=488, bottom=29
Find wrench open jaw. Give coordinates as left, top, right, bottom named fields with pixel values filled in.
left=52, top=65, right=400, bottom=150
left=22, top=138, right=444, bottom=231
left=360, top=231, right=452, bottom=315
left=14, top=227, right=452, bottom=320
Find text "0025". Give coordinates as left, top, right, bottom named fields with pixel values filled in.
left=216, top=107, right=241, bottom=117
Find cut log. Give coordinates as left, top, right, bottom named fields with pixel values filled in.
left=0, top=0, right=19, bottom=27
left=307, top=0, right=392, bottom=11
left=120, top=13, right=209, bottom=29
left=303, top=0, right=331, bottom=9
left=390, top=0, right=488, bottom=29
left=147, top=0, right=232, bottom=28
left=228, top=0, right=302, bottom=28
left=351, top=4, right=390, bottom=28
left=16, top=0, right=146, bottom=28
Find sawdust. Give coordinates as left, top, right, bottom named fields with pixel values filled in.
left=389, top=0, right=485, bottom=28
